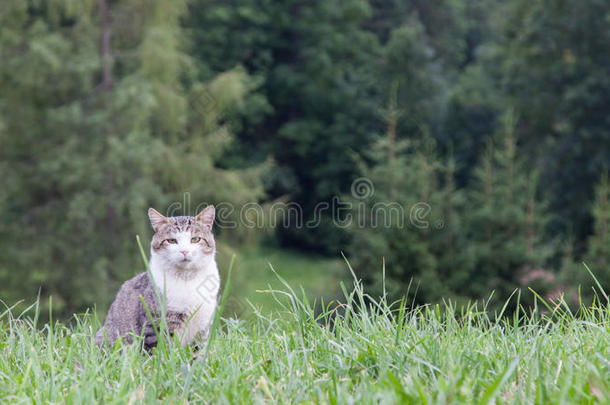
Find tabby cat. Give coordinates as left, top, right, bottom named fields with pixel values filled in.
left=95, top=205, right=219, bottom=351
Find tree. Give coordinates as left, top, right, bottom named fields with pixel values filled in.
left=559, top=172, right=610, bottom=304
left=187, top=0, right=383, bottom=252
left=345, top=15, right=474, bottom=304
left=585, top=171, right=610, bottom=289
left=347, top=134, right=442, bottom=303
left=0, top=0, right=264, bottom=318
left=347, top=78, right=468, bottom=303
left=487, top=0, right=610, bottom=247
left=464, top=112, right=552, bottom=305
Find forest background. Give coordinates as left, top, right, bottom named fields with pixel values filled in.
left=1, top=0, right=609, bottom=319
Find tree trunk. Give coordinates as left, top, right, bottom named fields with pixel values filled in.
left=99, top=0, right=112, bottom=97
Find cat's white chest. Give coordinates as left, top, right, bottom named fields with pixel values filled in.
left=150, top=261, right=219, bottom=345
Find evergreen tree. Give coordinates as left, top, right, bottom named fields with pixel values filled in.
left=347, top=82, right=469, bottom=304
left=428, top=154, right=473, bottom=302
left=559, top=172, right=610, bottom=303
left=348, top=132, right=475, bottom=304
left=347, top=135, right=440, bottom=303
left=465, top=112, right=551, bottom=305
left=0, top=0, right=103, bottom=315
left=367, top=0, right=470, bottom=70
left=0, top=0, right=264, bottom=317
left=187, top=0, right=382, bottom=252
left=381, top=19, right=442, bottom=142
left=585, top=171, right=610, bottom=290
left=487, top=0, right=610, bottom=246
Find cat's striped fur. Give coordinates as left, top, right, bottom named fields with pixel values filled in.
left=96, top=206, right=219, bottom=351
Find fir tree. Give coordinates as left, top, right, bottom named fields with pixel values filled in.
left=347, top=82, right=467, bottom=303
left=0, top=0, right=264, bottom=318
left=465, top=112, right=551, bottom=305
left=585, top=171, right=610, bottom=289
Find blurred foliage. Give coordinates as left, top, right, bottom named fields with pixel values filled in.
left=0, top=0, right=264, bottom=317
left=186, top=0, right=382, bottom=252
left=490, top=0, right=610, bottom=246
left=0, top=0, right=609, bottom=316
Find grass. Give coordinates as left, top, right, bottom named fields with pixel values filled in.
left=215, top=244, right=347, bottom=316
left=1, top=259, right=610, bottom=403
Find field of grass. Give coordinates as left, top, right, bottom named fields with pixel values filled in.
left=215, top=244, right=348, bottom=317
left=1, top=258, right=610, bottom=404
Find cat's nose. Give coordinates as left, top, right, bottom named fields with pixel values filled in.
left=180, top=250, right=188, bottom=257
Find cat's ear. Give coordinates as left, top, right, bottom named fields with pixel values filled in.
left=148, top=208, right=168, bottom=232
left=195, top=205, right=215, bottom=229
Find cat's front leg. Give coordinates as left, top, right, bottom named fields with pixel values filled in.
left=189, top=325, right=211, bottom=355
left=142, top=319, right=159, bottom=351
left=142, top=311, right=186, bottom=349
left=165, top=311, right=187, bottom=342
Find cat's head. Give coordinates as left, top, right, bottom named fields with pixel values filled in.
left=148, top=205, right=216, bottom=270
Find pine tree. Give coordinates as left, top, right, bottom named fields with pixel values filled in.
left=465, top=112, right=551, bottom=306
left=346, top=77, right=469, bottom=303
left=187, top=0, right=382, bottom=252
left=348, top=130, right=478, bottom=305
left=344, top=17, right=478, bottom=304
left=347, top=134, right=440, bottom=303
left=428, top=154, right=473, bottom=304
left=488, top=0, right=610, bottom=246
left=0, top=0, right=103, bottom=315
left=0, top=0, right=264, bottom=318
left=585, top=171, right=610, bottom=289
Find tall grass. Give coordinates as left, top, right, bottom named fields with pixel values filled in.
left=0, top=260, right=609, bottom=403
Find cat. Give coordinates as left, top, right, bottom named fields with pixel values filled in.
left=95, top=205, right=220, bottom=352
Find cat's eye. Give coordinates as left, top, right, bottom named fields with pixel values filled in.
left=165, top=238, right=178, bottom=244
left=191, top=237, right=201, bottom=243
